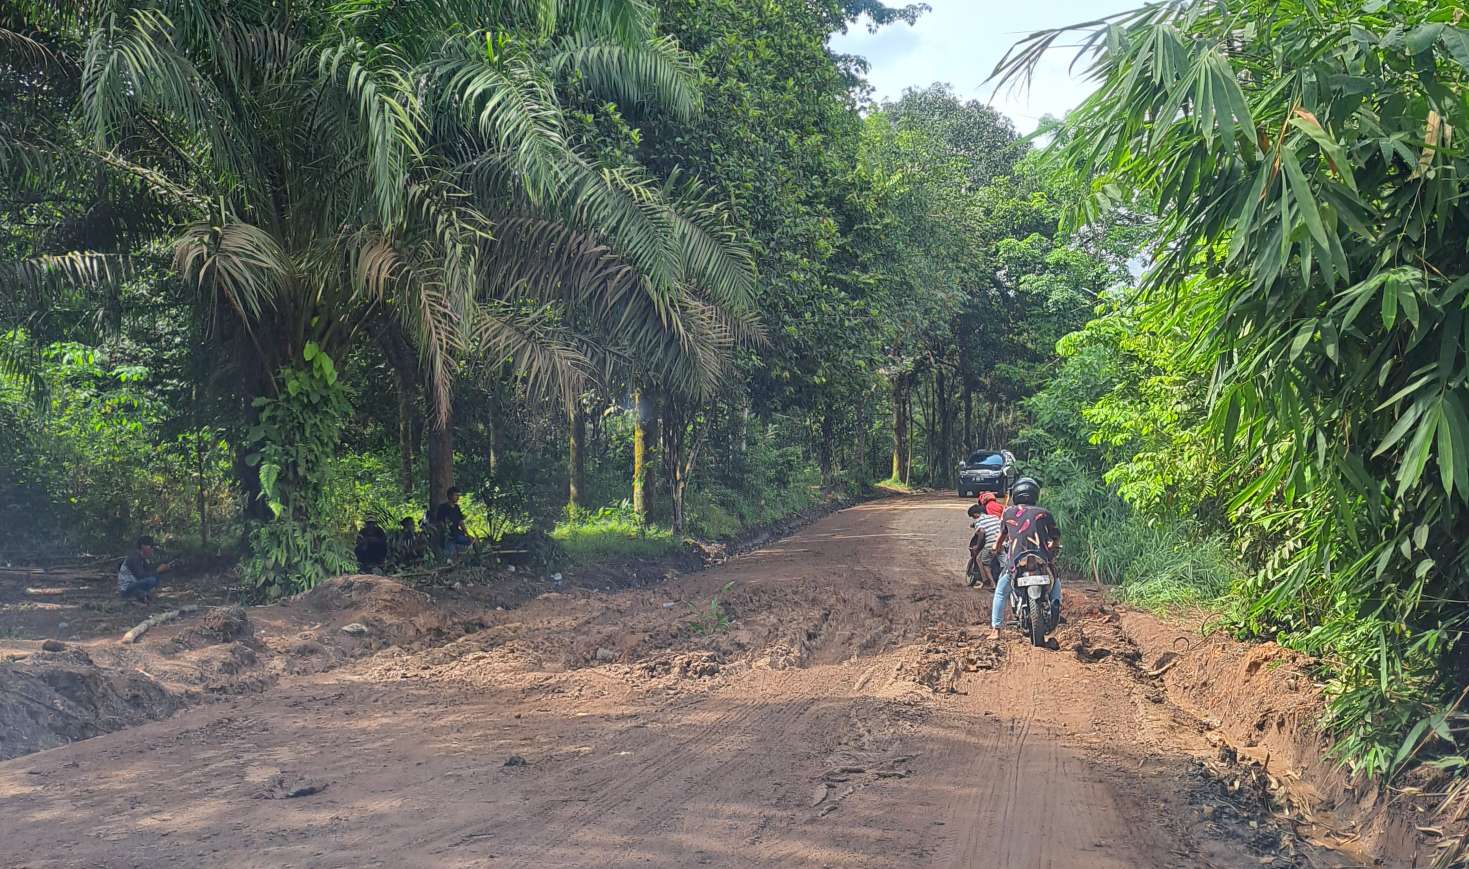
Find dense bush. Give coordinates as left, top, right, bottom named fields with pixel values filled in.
left=0, top=336, right=234, bottom=560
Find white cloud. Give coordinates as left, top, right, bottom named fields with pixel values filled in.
left=831, top=0, right=1139, bottom=133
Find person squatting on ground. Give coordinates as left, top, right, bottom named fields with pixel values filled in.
left=966, top=501, right=1003, bottom=587
left=118, top=535, right=171, bottom=604
left=355, top=519, right=388, bottom=573
left=388, top=517, right=424, bottom=568
left=988, top=477, right=1062, bottom=641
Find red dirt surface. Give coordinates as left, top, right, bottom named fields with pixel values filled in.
left=0, top=496, right=1434, bottom=867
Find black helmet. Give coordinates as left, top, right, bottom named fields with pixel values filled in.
left=1010, top=477, right=1040, bottom=505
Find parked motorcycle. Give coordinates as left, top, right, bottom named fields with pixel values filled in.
left=1009, top=549, right=1058, bottom=647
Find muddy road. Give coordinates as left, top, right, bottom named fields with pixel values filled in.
left=1, top=496, right=1350, bottom=868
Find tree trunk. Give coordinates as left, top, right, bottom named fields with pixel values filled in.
left=486, top=374, right=506, bottom=479
left=396, top=372, right=415, bottom=496
left=568, top=402, right=586, bottom=511
left=905, top=385, right=914, bottom=485
left=633, top=389, right=654, bottom=520
left=891, top=371, right=910, bottom=484
left=372, top=317, right=423, bottom=498
left=426, top=393, right=455, bottom=512
left=963, top=382, right=973, bottom=452
left=234, top=354, right=273, bottom=524
left=663, top=395, right=702, bottom=536
left=195, top=425, right=209, bottom=547
left=818, top=408, right=835, bottom=485
left=936, top=367, right=953, bottom=490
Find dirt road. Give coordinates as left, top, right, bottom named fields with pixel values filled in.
left=0, top=495, right=1344, bottom=868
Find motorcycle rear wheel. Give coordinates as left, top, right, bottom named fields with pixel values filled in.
left=1028, top=604, right=1047, bottom=647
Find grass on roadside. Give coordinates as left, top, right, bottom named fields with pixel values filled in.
left=874, top=477, right=916, bottom=494
left=551, top=506, right=681, bottom=563
left=1068, top=513, right=1236, bottom=614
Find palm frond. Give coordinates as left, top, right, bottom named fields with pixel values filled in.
left=173, top=220, right=290, bottom=325
left=311, top=37, right=423, bottom=226
left=80, top=8, right=254, bottom=188
left=430, top=45, right=571, bottom=205
left=471, top=299, right=591, bottom=405
left=549, top=33, right=700, bottom=120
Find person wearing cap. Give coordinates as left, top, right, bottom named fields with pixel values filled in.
left=118, top=535, right=171, bottom=604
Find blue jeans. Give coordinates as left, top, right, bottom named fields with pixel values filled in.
left=121, top=575, right=159, bottom=600
left=441, top=532, right=471, bottom=559
left=991, top=570, right=1061, bottom=628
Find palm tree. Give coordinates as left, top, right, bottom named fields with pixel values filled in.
left=3, top=0, right=758, bottom=513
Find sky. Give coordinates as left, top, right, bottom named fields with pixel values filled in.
left=829, top=0, right=1140, bottom=133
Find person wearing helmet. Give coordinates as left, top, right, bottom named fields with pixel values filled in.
left=988, top=477, right=1062, bottom=641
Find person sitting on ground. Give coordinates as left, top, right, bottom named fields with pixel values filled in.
left=389, top=517, right=423, bottom=568
left=433, top=487, right=472, bottom=559
left=988, top=477, right=1062, bottom=641
left=354, top=519, right=388, bottom=573
left=966, top=501, right=1003, bottom=588
left=118, top=535, right=171, bottom=605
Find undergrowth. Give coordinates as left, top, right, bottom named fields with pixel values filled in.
left=552, top=504, right=680, bottom=563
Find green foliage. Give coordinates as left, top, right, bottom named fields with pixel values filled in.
left=689, top=581, right=736, bottom=636
left=0, top=333, right=233, bottom=557
left=686, top=423, right=823, bottom=539
left=1000, top=0, right=1469, bottom=774
left=551, top=504, right=679, bottom=564
left=240, top=520, right=355, bottom=599
left=240, top=348, right=354, bottom=597
left=1021, top=290, right=1236, bottom=616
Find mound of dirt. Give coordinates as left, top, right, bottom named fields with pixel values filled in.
left=0, top=647, right=180, bottom=760
left=291, top=575, right=445, bottom=646
left=894, top=626, right=1003, bottom=694
left=168, top=605, right=251, bottom=653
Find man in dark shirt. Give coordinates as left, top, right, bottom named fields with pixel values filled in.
left=118, top=535, right=171, bottom=604
left=433, top=487, right=472, bottom=558
left=354, top=519, right=388, bottom=573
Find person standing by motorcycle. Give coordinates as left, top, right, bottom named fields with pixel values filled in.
left=988, top=477, right=1062, bottom=641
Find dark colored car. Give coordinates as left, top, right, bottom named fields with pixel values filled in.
left=957, top=449, right=1016, bottom=497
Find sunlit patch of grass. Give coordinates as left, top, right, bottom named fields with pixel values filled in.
left=874, top=477, right=916, bottom=494
left=551, top=506, right=680, bottom=563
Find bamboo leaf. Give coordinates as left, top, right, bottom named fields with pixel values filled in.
left=1281, top=149, right=1329, bottom=250
left=1398, top=405, right=1440, bottom=495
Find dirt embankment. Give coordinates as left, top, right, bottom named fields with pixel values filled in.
left=1120, top=613, right=1443, bottom=863
left=0, top=494, right=1455, bottom=868
left=0, top=575, right=480, bottom=761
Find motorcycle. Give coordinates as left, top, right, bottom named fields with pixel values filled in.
left=1009, top=549, right=1058, bottom=647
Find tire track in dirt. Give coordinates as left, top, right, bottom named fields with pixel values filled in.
left=0, top=495, right=1353, bottom=868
